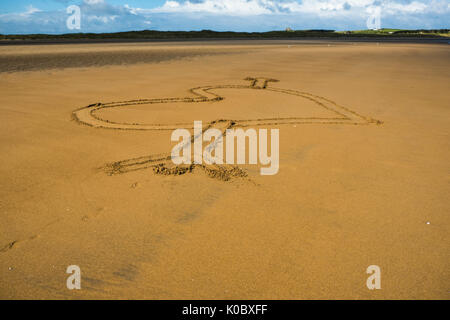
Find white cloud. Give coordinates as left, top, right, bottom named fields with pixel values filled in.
left=84, top=0, right=106, bottom=4
left=87, top=15, right=119, bottom=23
left=384, top=1, right=427, bottom=13
left=0, top=0, right=448, bottom=34
left=149, top=0, right=448, bottom=16
left=0, top=5, right=41, bottom=20
left=149, top=0, right=274, bottom=15
left=23, top=5, right=42, bottom=16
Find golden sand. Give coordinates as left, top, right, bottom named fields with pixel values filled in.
left=0, top=41, right=448, bottom=299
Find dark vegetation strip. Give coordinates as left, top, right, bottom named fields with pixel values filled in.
left=1, top=29, right=448, bottom=42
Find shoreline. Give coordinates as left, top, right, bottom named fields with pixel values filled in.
left=1, top=37, right=449, bottom=46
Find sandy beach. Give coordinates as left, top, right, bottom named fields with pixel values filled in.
left=0, top=40, right=448, bottom=299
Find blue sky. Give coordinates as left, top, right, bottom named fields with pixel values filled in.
left=0, top=0, right=448, bottom=34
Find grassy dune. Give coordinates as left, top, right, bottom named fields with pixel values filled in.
left=1, top=28, right=449, bottom=41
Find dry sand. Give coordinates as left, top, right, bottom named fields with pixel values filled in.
left=0, top=41, right=449, bottom=299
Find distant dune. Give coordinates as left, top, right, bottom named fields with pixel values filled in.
left=1, top=28, right=449, bottom=44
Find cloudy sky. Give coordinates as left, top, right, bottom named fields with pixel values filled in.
left=0, top=0, right=448, bottom=34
